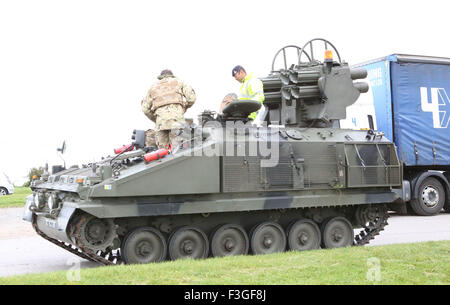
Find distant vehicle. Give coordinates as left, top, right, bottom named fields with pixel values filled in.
left=0, top=173, right=14, bottom=196
left=342, top=54, right=450, bottom=216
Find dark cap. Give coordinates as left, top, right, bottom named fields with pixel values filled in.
left=232, top=65, right=245, bottom=77
left=158, top=69, right=174, bottom=80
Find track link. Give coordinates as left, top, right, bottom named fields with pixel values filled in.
left=353, top=204, right=389, bottom=246
left=31, top=214, right=121, bottom=266
left=32, top=204, right=389, bottom=265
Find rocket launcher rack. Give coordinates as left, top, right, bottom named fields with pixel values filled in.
left=260, top=38, right=369, bottom=128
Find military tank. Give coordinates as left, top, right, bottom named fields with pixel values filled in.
left=24, top=38, right=404, bottom=265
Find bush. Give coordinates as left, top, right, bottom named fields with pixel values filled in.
left=23, top=167, right=45, bottom=187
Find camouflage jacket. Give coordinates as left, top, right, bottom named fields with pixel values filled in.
left=154, top=104, right=186, bottom=131
left=141, top=76, right=196, bottom=121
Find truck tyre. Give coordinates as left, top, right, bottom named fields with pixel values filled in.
left=410, top=177, right=445, bottom=216
left=444, top=196, right=450, bottom=213
left=445, top=204, right=450, bottom=213
left=444, top=173, right=450, bottom=213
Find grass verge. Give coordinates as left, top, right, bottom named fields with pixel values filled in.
left=0, top=187, right=31, bottom=208
left=1, top=240, right=449, bottom=285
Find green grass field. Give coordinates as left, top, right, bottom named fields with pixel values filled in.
left=0, top=187, right=31, bottom=208
left=1, top=240, right=449, bottom=285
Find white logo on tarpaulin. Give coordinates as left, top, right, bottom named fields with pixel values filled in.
left=420, top=87, right=449, bottom=128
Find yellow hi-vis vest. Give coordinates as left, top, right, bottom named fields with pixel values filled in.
left=238, top=73, right=265, bottom=120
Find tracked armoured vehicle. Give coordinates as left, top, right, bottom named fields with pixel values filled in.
left=24, top=39, right=405, bottom=265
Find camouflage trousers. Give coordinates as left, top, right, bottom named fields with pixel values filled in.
left=156, top=129, right=181, bottom=149
left=145, top=129, right=157, bottom=147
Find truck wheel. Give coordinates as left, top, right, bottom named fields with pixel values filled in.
left=445, top=202, right=450, bottom=213
left=0, top=187, right=8, bottom=196
left=410, top=177, right=445, bottom=216
left=445, top=195, right=450, bottom=213
left=444, top=173, right=450, bottom=213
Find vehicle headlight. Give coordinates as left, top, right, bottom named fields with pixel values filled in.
left=34, top=192, right=44, bottom=209
left=47, top=193, right=57, bottom=210
left=33, top=193, right=40, bottom=207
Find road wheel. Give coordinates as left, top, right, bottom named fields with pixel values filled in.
left=121, top=227, right=167, bottom=264
left=210, top=224, right=249, bottom=257
left=250, top=222, right=286, bottom=255
left=287, top=219, right=321, bottom=251
left=321, top=217, right=353, bottom=249
left=0, top=187, right=8, bottom=196
left=410, top=177, right=445, bottom=216
left=169, top=226, right=209, bottom=260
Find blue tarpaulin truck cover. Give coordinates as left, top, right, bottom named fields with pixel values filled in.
left=341, top=54, right=450, bottom=166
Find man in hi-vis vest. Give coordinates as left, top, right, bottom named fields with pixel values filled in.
left=141, top=69, right=196, bottom=149
left=232, top=65, right=265, bottom=120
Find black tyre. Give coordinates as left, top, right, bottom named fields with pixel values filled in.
left=121, top=227, right=167, bottom=264
left=410, top=177, right=445, bottom=216
left=444, top=203, right=450, bottom=213
left=169, top=226, right=209, bottom=260
left=250, top=222, right=286, bottom=255
left=287, top=219, right=321, bottom=251
left=321, top=217, right=353, bottom=249
left=444, top=174, right=450, bottom=212
left=0, top=187, right=8, bottom=196
left=444, top=196, right=450, bottom=213
left=210, top=224, right=249, bottom=257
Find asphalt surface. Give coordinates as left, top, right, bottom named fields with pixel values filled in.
left=0, top=207, right=449, bottom=278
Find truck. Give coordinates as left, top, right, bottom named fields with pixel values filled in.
left=341, top=54, right=450, bottom=215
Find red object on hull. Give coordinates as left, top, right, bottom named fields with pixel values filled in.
left=114, top=144, right=134, bottom=154
left=143, top=149, right=169, bottom=163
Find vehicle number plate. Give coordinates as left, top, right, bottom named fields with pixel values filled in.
left=45, top=218, right=57, bottom=229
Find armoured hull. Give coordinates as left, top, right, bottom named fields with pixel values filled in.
left=24, top=126, right=402, bottom=264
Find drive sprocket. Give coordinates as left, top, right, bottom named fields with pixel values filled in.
left=354, top=204, right=389, bottom=246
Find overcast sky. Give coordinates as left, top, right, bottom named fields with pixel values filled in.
left=1, top=0, right=449, bottom=184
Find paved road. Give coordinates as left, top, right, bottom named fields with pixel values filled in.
left=0, top=208, right=98, bottom=278
left=0, top=207, right=449, bottom=278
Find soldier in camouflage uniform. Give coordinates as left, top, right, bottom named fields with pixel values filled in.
left=141, top=69, right=196, bottom=149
